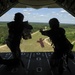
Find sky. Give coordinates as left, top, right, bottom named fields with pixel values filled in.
left=0, top=8, right=75, bottom=24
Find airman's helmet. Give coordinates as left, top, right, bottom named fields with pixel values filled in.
left=49, top=18, right=59, bottom=29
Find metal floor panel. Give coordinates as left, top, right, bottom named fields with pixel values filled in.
left=0, top=52, right=75, bottom=75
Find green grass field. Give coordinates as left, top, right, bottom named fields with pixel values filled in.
left=0, top=22, right=75, bottom=52
left=0, top=30, right=75, bottom=53
left=0, top=31, right=53, bottom=52
left=20, top=31, right=53, bottom=52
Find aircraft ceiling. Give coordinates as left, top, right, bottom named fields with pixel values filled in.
left=0, top=0, right=60, bottom=16
left=0, top=0, right=75, bottom=17
left=14, top=0, right=59, bottom=8
left=15, top=0, right=75, bottom=17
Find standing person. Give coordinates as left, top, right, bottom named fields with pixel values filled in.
left=6, top=12, right=33, bottom=67
left=40, top=18, right=74, bottom=75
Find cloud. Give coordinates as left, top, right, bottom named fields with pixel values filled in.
left=60, top=10, right=67, bottom=13
left=52, top=11, right=56, bottom=14
left=23, top=11, right=31, bottom=15
left=23, top=9, right=28, bottom=12
left=23, top=8, right=35, bottom=12
left=23, top=9, right=34, bottom=15
left=40, top=14, right=45, bottom=17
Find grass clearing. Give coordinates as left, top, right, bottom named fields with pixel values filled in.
left=20, top=31, right=53, bottom=52
left=0, top=22, right=75, bottom=52
left=0, top=31, right=53, bottom=53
